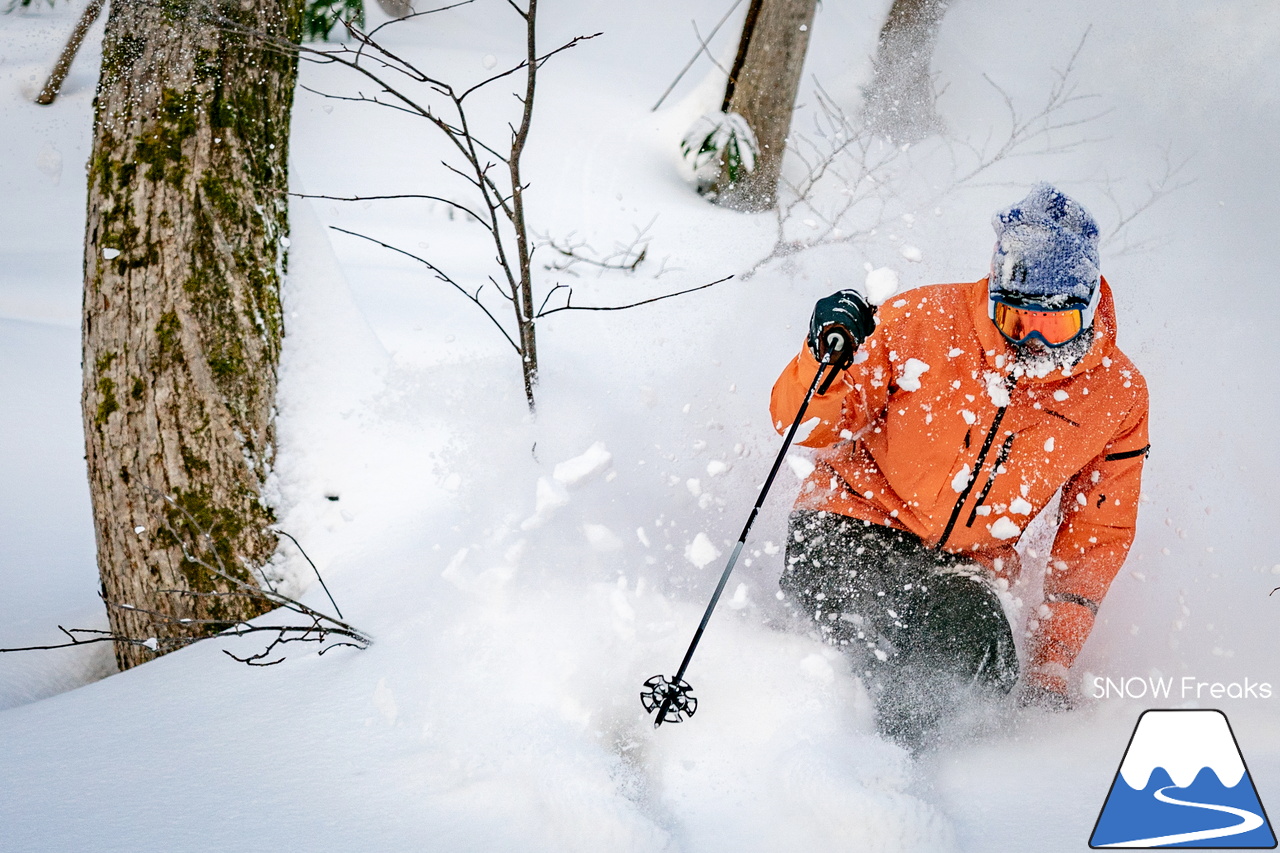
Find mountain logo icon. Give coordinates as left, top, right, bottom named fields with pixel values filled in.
left=1090, top=709, right=1277, bottom=848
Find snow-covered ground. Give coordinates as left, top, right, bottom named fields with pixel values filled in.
left=2, top=1, right=1278, bottom=850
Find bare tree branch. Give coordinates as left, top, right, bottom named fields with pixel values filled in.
left=537, top=275, right=734, bottom=317
left=364, top=0, right=475, bottom=39
left=330, top=225, right=522, bottom=352
left=276, top=530, right=344, bottom=619
left=689, top=18, right=734, bottom=81
left=458, top=32, right=601, bottom=103
left=743, top=26, right=1161, bottom=276
left=652, top=0, right=747, bottom=111
left=1099, top=144, right=1194, bottom=254
left=534, top=218, right=657, bottom=276
left=287, top=191, right=491, bottom=230
left=1, top=495, right=370, bottom=664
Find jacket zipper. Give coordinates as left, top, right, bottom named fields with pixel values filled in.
left=965, top=432, right=1016, bottom=528
left=938, top=376, right=1017, bottom=549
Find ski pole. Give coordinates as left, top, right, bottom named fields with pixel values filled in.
left=642, top=329, right=852, bottom=728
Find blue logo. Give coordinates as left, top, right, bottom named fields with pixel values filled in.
left=1091, top=709, right=1276, bottom=848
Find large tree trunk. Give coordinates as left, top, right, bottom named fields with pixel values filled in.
left=715, top=0, right=818, bottom=212
left=862, top=0, right=949, bottom=143
left=83, top=0, right=301, bottom=670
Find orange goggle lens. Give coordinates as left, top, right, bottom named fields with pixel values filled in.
left=992, top=300, right=1084, bottom=347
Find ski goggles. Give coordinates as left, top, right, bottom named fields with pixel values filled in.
left=990, top=296, right=1089, bottom=347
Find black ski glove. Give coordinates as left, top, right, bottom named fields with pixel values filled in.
left=807, top=289, right=876, bottom=369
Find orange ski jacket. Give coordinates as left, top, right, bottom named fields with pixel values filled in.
left=770, top=278, right=1149, bottom=692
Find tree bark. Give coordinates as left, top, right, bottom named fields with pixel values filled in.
left=862, top=0, right=949, bottom=143
left=716, top=0, right=817, bottom=212
left=83, top=0, right=301, bottom=670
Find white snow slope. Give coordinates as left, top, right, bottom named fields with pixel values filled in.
left=2, top=1, right=1279, bottom=851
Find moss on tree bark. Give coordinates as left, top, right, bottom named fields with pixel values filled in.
left=83, top=0, right=302, bottom=670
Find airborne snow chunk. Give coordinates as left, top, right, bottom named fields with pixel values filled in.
left=553, top=441, right=612, bottom=487
left=864, top=267, right=900, bottom=305
left=520, top=476, right=569, bottom=530
left=786, top=454, right=815, bottom=479
left=984, top=372, right=1011, bottom=406
left=990, top=517, right=1021, bottom=539
left=583, top=524, right=623, bottom=552
left=685, top=533, right=720, bottom=568
left=800, top=653, right=836, bottom=684
left=898, top=358, right=930, bottom=391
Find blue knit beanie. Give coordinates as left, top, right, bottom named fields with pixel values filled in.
left=990, top=183, right=1100, bottom=306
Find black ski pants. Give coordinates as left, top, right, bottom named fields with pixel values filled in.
left=781, top=510, right=1019, bottom=746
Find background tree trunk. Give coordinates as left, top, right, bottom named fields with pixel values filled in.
left=716, top=0, right=817, bottom=212
left=83, top=0, right=301, bottom=670
left=35, top=0, right=106, bottom=106
left=373, top=0, right=413, bottom=19
left=862, top=0, right=949, bottom=143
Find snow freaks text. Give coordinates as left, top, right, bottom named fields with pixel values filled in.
left=1090, top=676, right=1274, bottom=701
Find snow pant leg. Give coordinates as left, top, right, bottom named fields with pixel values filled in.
left=870, top=562, right=1019, bottom=747
left=779, top=509, right=891, bottom=649
left=781, top=510, right=1018, bottom=747
left=902, top=563, right=1019, bottom=695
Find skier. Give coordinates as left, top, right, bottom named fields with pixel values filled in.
left=770, top=184, right=1149, bottom=746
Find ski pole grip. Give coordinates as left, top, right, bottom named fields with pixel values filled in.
left=817, top=327, right=853, bottom=394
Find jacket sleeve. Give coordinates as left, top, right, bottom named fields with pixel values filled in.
left=1026, top=381, right=1150, bottom=694
left=768, top=330, right=894, bottom=448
